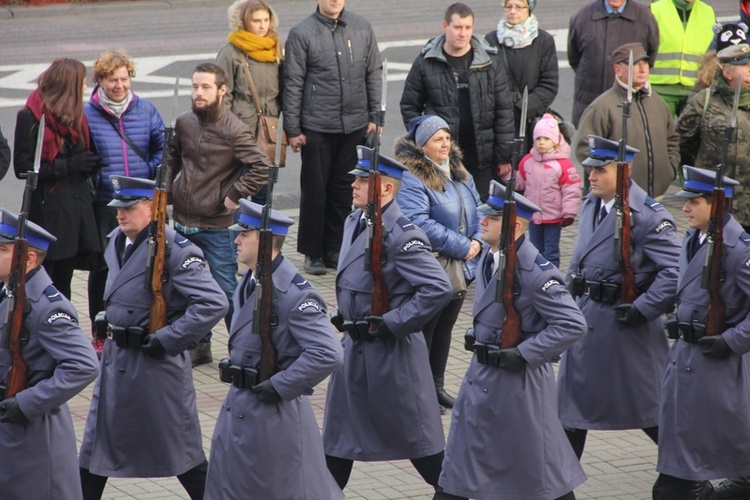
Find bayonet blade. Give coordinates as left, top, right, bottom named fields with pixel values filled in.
left=170, top=77, right=180, bottom=128
left=626, top=50, right=634, bottom=104
left=519, top=87, right=529, bottom=138
left=274, top=112, right=284, bottom=167
left=731, top=68, right=742, bottom=129
left=381, top=59, right=388, bottom=113
left=33, top=114, right=45, bottom=174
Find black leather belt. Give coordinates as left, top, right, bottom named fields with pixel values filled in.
left=107, top=325, right=146, bottom=349
left=218, top=359, right=259, bottom=389
left=677, top=321, right=706, bottom=344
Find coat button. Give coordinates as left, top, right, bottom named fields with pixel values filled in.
left=482, top=388, right=488, bottom=393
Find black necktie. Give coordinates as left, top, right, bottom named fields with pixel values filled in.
left=595, top=204, right=607, bottom=228
left=240, top=277, right=256, bottom=308
left=122, top=242, right=135, bottom=264
left=352, top=217, right=367, bottom=242
left=688, top=233, right=705, bottom=262
left=484, top=254, right=494, bottom=283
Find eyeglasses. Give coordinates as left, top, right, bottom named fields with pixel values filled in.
left=503, top=5, right=529, bottom=11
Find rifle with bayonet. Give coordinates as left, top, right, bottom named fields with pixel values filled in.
left=702, top=67, right=742, bottom=336
left=3, top=115, right=44, bottom=398
left=146, top=78, right=180, bottom=333
left=255, top=112, right=285, bottom=383
left=365, top=60, right=389, bottom=321
left=496, top=88, right=527, bottom=349
left=614, top=51, right=637, bottom=304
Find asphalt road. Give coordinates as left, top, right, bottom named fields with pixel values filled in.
left=0, top=0, right=737, bottom=210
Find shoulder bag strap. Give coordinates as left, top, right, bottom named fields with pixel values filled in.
left=102, top=113, right=147, bottom=162
left=234, top=46, right=264, bottom=116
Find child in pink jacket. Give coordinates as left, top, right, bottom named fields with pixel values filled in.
left=510, top=114, right=581, bottom=267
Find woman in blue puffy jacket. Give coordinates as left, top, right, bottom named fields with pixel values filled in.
left=84, top=50, right=165, bottom=354
left=395, top=115, right=482, bottom=412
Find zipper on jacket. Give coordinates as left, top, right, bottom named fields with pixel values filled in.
left=348, top=39, right=354, bottom=65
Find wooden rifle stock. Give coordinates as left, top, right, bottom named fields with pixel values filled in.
left=615, top=161, right=637, bottom=303
left=703, top=189, right=726, bottom=336
left=254, top=112, right=284, bottom=383
left=146, top=127, right=172, bottom=333
left=4, top=240, right=29, bottom=398
left=498, top=203, right=521, bottom=349
left=4, top=114, right=44, bottom=398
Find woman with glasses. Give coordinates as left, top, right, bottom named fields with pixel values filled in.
left=485, top=0, right=558, bottom=151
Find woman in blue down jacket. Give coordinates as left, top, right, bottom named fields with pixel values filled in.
left=395, top=115, right=482, bottom=412
left=84, top=50, right=165, bottom=354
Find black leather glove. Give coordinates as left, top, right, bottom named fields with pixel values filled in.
left=0, top=397, right=30, bottom=424
left=364, top=315, right=394, bottom=341
left=613, top=303, right=647, bottom=327
left=495, top=347, right=526, bottom=371
left=698, top=335, right=732, bottom=359
left=67, top=151, right=104, bottom=175
left=141, top=334, right=166, bottom=356
left=251, top=379, right=281, bottom=404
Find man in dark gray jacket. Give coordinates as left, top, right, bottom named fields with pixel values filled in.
left=400, top=2, right=515, bottom=201
left=284, top=0, right=382, bottom=276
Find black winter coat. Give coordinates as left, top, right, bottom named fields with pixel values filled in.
left=485, top=28, right=559, bottom=147
left=400, top=35, right=515, bottom=171
left=13, top=108, right=100, bottom=261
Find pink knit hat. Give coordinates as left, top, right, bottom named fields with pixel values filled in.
left=533, top=113, right=562, bottom=144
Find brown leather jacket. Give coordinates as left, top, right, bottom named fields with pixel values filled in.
left=167, top=105, right=269, bottom=228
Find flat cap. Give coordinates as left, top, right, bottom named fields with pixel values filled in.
left=582, top=135, right=639, bottom=168
left=478, top=180, right=541, bottom=220
left=229, top=199, right=295, bottom=235
left=675, top=165, right=739, bottom=199
left=350, top=146, right=408, bottom=179
left=108, top=176, right=155, bottom=208
left=0, top=208, right=57, bottom=251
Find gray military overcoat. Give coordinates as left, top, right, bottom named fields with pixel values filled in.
left=439, top=238, right=587, bottom=499
left=558, top=181, right=681, bottom=430
left=0, top=268, right=99, bottom=499
left=79, top=227, right=228, bottom=477
left=657, top=218, right=750, bottom=480
left=322, top=203, right=452, bottom=461
left=205, top=255, right=344, bottom=499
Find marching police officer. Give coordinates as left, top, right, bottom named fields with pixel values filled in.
left=557, top=136, right=681, bottom=459
left=323, top=146, right=452, bottom=491
left=78, top=176, right=228, bottom=500
left=0, top=210, right=99, bottom=498
left=204, top=200, right=344, bottom=499
left=653, top=167, right=750, bottom=499
left=435, top=181, right=587, bottom=500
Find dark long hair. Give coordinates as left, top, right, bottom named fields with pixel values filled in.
left=37, top=58, right=87, bottom=139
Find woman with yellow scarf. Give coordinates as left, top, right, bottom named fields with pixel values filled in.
left=217, top=0, right=282, bottom=204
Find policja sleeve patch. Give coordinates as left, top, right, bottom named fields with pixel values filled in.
left=46, top=311, right=74, bottom=324
left=541, top=279, right=562, bottom=292
left=402, top=239, right=425, bottom=252
left=297, top=300, right=321, bottom=312
left=655, top=220, right=674, bottom=233
left=181, top=256, right=206, bottom=269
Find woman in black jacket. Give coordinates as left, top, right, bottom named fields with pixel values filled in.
left=13, top=58, right=103, bottom=299
left=486, top=0, right=559, bottom=150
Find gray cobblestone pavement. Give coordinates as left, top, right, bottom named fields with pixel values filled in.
left=61, top=182, right=704, bottom=499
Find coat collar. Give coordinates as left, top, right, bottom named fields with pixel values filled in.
left=394, top=135, right=470, bottom=191
left=591, top=0, right=638, bottom=21
left=231, top=255, right=295, bottom=335
left=422, top=34, right=497, bottom=66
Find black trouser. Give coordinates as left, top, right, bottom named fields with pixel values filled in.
left=434, top=489, right=576, bottom=499
left=565, top=426, right=659, bottom=460
left=297, top=128, right=364, bottom=259
left=88, top=267, right=108, bottom=325
left=42, top=256, right=77, bottom=299
left=80, top=460, right=208, bottom=500
left=422, top=296, right=465, bottom=382
left=326, top=452, right=444, bottom=490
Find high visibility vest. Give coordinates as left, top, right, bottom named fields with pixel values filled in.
left=649, top=0, right=715, bottom=87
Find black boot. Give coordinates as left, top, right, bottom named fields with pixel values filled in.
left=716, top=477, right=750, bottom=499
left=435, top=376, right=455, bottom=409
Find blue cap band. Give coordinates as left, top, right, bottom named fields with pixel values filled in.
left=114, top=187, right=154, bottom=200
left=683, top=179, right=734, bottom=198
left=357, top=159, right=404, bottom=179
left=238, top=212, right=290, bottom=235
left=486, top=194, right=535, bottom=220
left=0, top=222, right=51, bottom=251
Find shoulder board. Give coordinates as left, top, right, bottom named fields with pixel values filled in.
left=292, top=274, right=313, bottom=289
left=397, top=216, right=416, bottom=231
left=644, top=196, right=663, bottom=211
left=43, top=285, right=63, bottom=302
left=535, top=254, right=555, bottom=270
left=175, top=236, right=191, bottom=248
left=655, top=219, right=675, bottom=233
left=741, top=233, right=750, bottom=246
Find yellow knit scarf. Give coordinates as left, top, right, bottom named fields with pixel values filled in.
left=228, top=30, right=278, bottom=63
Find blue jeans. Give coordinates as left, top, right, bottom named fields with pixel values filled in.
left=177, top=227, right=237, bottom=341
left=529, top=222, right=562, bottom=268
